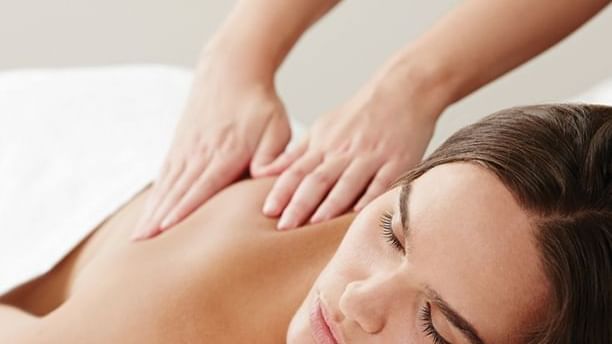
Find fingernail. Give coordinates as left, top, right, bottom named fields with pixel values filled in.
left=310, top=211, right=325, bottom=224
left=252, top=165, right=266, bottom=177
left=277, top=215, right=295, bottom=231
left=131, top=230, right=148, bottom=241
left=356, top=199, right=368, bottom=210
left=263, top=198, right=278, bottom=216
left=160, top=216, right=174, bottom=231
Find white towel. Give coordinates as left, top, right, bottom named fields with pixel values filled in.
left=0, top=65, right=306, bottom=295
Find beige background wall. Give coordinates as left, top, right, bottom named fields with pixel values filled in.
left=1, top=0, right=611, bottom=152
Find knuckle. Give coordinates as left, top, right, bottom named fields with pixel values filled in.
left=337, top=141, right=353, bottom=154
left=324, top=151, right=350, bottom=164
left=195, top=143, right=209, bottom=156
left=192, top=131, right=205, bottom=145
left=308, top=170, right=333, bottom=185
left=288, top=166, right=309, bottom=180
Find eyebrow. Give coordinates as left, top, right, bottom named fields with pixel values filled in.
left=398, top=183, right=411, bottom=242
left=397, top=183, right=486, bottom=344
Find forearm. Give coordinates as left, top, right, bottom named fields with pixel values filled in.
left=376, top=0, right=610, bottom=118
left=204, top=0, right=341, bottom=79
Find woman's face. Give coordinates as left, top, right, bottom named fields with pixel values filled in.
left=287, top=163, right=550, bottom=344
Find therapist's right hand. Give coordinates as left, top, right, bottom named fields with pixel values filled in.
left=131, top=54, right=290, bottom=240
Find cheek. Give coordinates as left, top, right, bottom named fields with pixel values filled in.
left=324, top=213, right=385, bottom=279
left=286, top=221, right=379, bottom=342
left=314, top=207, right=402, bottom=306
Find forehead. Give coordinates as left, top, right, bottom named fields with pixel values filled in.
left=406, top=163, right=549, bottom=339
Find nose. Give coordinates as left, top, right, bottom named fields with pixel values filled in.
left=338, top=272, right=406, bottom=334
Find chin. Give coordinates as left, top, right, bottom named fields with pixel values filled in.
left=286, top=290, right=316, bottom=344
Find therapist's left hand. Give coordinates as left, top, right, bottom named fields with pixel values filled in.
left=252, top=65, right=440, bottom=230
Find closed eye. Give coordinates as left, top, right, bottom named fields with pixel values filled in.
left=378, top=210, right=405, bottom=253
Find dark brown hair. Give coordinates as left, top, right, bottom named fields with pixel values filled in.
left=394, top=104, right=611, bottom=343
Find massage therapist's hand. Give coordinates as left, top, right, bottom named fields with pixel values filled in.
left=132, top=55, right=290, bottom=240
left=253, top=60, right=440, bottom=230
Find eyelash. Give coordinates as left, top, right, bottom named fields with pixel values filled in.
left=419, top=302, right=450, bottom=344
left=378, top=210, right=405, bottom=253
left=378, top=212, right=448, bottom=343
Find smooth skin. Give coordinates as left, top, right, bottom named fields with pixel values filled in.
left=132, top=0, right=609, bottom=239
left=1, top=177, right=350, bottom=343
left=288, top=163, right=548, bottom=343
left=1, top=163, right=549, bottom=343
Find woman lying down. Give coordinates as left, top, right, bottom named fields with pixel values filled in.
left=1, top=104, right=610, bottom=343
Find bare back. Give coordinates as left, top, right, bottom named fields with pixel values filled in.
left=1, top=177, right=354, bottom=343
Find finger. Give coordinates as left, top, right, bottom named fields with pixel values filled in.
left=354, top=162, right=404, bottom=211
left=250, top=115, right=291, bottom=177
left=148, top=157, right=186, bottom=204
left=132, top=160, right=186, bottom=240
left=134, top=154, right=210, bottom=239
left=143, top=159, right=179, bottom=216
left=261, top=152, right=321, bottom=217
left=309, top=157, right=381, bottom=223
left=136, top=162, right=170, bottom=222
left=278, top=156, right=349, bottom=230
left=160, top=153, right=246, bottom=230
left=254, top=138, right=308, bottom=177
left=147, top=154, right=212, bottom=232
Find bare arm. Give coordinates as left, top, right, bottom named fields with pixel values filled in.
left=379, top=0, right=611, bottom=117
left=255, top=0, right=611, bottom=229
left=204, top=0, right=341, bottom=80
left=132, top=0, right=343, bottom=238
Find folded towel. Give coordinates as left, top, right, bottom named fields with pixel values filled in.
left=0, top=65, right=306, bottom=295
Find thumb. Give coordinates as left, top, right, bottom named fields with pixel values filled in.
left=250, top=115, right=291, bottom=176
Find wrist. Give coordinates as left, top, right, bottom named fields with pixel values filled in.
left=183, top=50, right=278, bottom=117
left=199, top=29, right=284, bottom=84
left=372, top=47, right=463, bottom=122
left=197, top=38, right=277, bottom=87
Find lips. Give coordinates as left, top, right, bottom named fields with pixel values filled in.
left=310, top=295, right=342, bottom=344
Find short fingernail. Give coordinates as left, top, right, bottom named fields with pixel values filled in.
left=277, top=215, right=295, bottom=231
left=131, top=229, right=149, bottom=241
left=310, top=211, right=325, bottom=224
left=252, top=164, right=266, bottom=176
left=160, top=216, right=174, bottom=231
left=263, top=198, right=278, bottom=216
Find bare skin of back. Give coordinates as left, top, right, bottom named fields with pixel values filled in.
left=0, top=177, right=354, bottom=343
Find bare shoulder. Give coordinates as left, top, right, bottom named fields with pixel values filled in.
left=2, top=177, right=355, bottom=343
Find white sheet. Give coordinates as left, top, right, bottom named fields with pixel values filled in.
left=0, top=65, right=306, bottom=295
